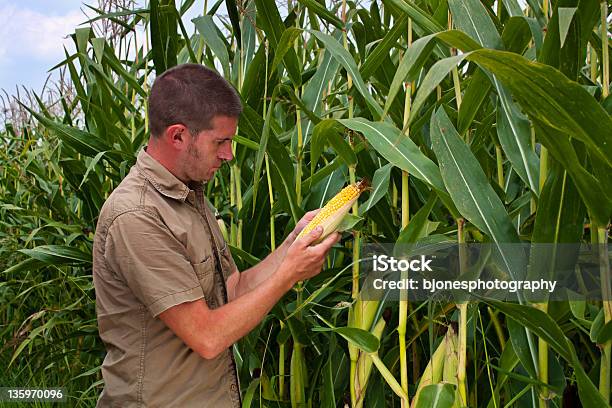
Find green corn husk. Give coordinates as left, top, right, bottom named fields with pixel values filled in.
left=442, top=326, right=460, bottom=407
left=290, top=342, right=307, bottom=408
left=355, top=317, right=387, bottom=408
left=411, top=330, right=448, bottom=408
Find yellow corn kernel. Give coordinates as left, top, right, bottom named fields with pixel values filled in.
left=297, top=179, right=368, bottom=241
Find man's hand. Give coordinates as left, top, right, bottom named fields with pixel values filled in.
left=225, top=210, right=336, bottom=299
left=276, top=225, right=340, bottom=286
left=284, top=209, right=321, bottom=246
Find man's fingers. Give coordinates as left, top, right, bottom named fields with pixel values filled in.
left=294, top=210, right=322, bottom=235
left=297, top=225, right=323, bottom=247
left=304, top=209, right=321, bottom=220
left=314, top=231, right=340, bottom=251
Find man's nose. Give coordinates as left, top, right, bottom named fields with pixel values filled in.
left=219, top=143, right=233, bottom=161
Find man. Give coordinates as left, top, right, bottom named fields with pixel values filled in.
left=92, top=64, right=338, bottom=407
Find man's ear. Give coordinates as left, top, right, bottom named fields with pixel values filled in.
left=165, top=124, right=189, bottom=149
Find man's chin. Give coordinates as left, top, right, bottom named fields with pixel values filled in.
left=204, top=169, right=217, bottom=181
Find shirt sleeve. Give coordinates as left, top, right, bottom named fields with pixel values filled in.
left=104, top=210, right=205, bottom=317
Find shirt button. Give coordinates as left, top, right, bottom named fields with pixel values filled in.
left=230, top=384, right=238, bottom=392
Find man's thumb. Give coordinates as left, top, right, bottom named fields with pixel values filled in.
left=301, top=225, right=323, bottom=246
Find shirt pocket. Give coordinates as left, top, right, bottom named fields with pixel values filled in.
left=191, top=256, right=215, bottom=299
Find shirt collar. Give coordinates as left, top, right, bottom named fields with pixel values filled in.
left=135, top=147, right=195, bottom=202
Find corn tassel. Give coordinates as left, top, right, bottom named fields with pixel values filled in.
left=297, top=179, right=368, bottom=243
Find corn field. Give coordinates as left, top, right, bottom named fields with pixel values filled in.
left=1, top=0, right=611, bottom=406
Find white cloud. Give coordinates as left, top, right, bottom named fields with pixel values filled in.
left=0, top=4, right=83, bottom=63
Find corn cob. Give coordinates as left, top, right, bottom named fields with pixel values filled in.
left=297, top=179, right=369, bottom=243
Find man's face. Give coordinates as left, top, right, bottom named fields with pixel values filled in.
left=180, top=115, right=237, bottom=183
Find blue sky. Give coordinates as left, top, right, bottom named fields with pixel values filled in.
left=0, top=0, right=88, bottom=93
left=0, top=1, right=210, bottom=95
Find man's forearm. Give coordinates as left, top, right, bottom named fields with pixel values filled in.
left=228, top=235, right=294, bottom=299
left=199, top=267, right=294, bottom=357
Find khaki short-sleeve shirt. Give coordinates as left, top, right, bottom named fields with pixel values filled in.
left=93, top=149, right=241, bottom=407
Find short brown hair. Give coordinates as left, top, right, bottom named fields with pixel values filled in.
left=148, top=64, right=242, bottom=138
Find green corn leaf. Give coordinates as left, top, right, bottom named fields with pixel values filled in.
left=396, top=194, right=438, bottom=244
left=241, top=0, right=257, bottom=67
left=193, top=15, right=230, bottom=77
left=339, top=118, right=445, bottom=192
left=225, top=0, right=241, bottom=46
left=502, top=16, right=543, bottom=55
left=469, top=49, right=612, bottom=168
left=414, top=384, right=456, bottom=408
left=524, top=0, right=546, bottom=26
left=301, top=46, right=340, bottom=145
left=311, top=119, right=356, bottom=176
left=270, top=28, right=303, bottom=78
left=458, top=68, right=491, bottom=135
left=79, top=150, right=108, bottom=189
left=483, top=299, right=609, bottom=408
left=449, top=0, right=543, bottom=197
left=502, top=0, right=523, bottom=17
left=428, top=108, right=514, bottom=240
left=535, top=123, right=611, bottom=227
left=242, top=105, right=301, bottom=223
left=408, top=54, right=467, bottom=129
left=102, top=47, right=147, bottom=97
left=228, top=245, right=261, bottom=267
left=408, top=48, right=612, bottom=172
left=296, top=0, right=343, bottom=29
left=495, top=87, right=540, bottom=195
left=383, top=34, right=437, bottom=118
left=360, top=14, right=408, bottom=81
left=173, top=8, right=197, bottom=64
left=241, top=378, right=260, bottom=407
left=430, top=108, right=532, bottom=299
left=24, top=106, right=113, bottom=159
left=528, top=161, right=585, bottom=287
left=308, top=30, right=383, bottom=118
left=20, top=245, right=92, bottom=265
left=596, top=321, right=612, bottom=344
left=312, top=327, right=380, bottom=354
left=149, top=0, right=178, bottom=73
left=255, top=0, right=302, bottom=86
left=507, top=317, right=537, bottom=378
left=324, top=129, right=356, bottom=167
left=448, top=0, right=503, bottom=50
left=449, top=0, right=541, bottom=195
left=384, top=0, right=445, bottom=36
left=385, top=30, right=482, bottom=118
left=359, top=163, right=392, bottom=214
left=321, top=335, right=337, bottom=407
left=252, top=85, right=279, bottom=214
left=1, top=258, right=45, bottom=275
left=486, top=342, right=520, bottom=408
